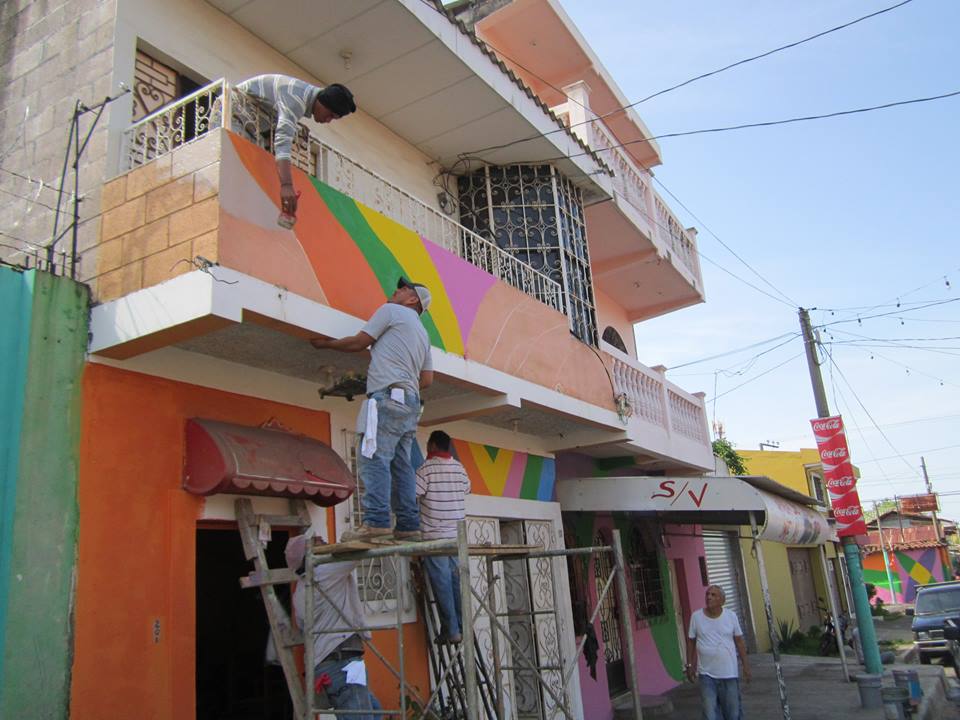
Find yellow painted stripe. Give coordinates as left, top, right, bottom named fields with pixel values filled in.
left=467, top=443, right=514, bottom=496
left=357, top=206, right=464, bottom=356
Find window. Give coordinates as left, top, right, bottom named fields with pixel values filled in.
left=807, top=471, right=827, bottom=504
left=602, top=326, right=628, bottom=354
left=628, top=523, right=665, bottom=620
left=457, top=164, right=599, bottom=345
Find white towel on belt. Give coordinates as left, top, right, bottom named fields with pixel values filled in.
left=361, top=398, right=378, bottom=459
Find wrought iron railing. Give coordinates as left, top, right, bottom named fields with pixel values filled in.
left=120, top=80, right=564, bottom=314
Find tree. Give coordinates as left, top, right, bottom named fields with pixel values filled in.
left=713, top=438, right=748, bottom=475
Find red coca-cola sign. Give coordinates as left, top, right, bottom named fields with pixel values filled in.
left=810, top=415, right=867, bottom=537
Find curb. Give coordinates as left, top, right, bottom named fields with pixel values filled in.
left=915, top=670, right=948, bottom=720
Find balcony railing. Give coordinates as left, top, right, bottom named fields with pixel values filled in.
left=573, top=114, right=701, bottom=283
left=121, top=80, right=564, bottom=314
left=603, top=341, right=708, bottom=446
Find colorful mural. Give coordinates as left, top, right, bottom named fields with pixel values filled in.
left=451, top=439, right=556, bottom=501
left=218, top=131, right=616, bottom=410
left=863, top=547, right=951, bottom=604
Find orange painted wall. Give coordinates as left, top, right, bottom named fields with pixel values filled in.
left=70, top=363, right=429, bottom=719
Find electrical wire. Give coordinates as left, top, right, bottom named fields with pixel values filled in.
left=822, top=349, right=922, bottom=477
left=460, top=0, right=918, bottom=155
left=528, top=90, right=960, bottom=165
left=665, top=331, right=799, bottom=370
left=707, top=351, right=805, bottom=403
left=654, top=177, right=798, bottom=307
left=817, top=298, right=960, bottom=328
left=0, top=186, right=70, bottom=216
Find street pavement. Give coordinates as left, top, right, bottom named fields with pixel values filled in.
left=657, top=653, right=956, bottom=720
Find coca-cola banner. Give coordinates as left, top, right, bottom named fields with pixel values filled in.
left=810, top=415, right=868, bottom=537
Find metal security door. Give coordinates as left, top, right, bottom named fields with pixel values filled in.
left=594, top=530, right=626, bottom=696
left=788, top=548, right=820, bottom=633
left=702, top=530, right=753, bottom=648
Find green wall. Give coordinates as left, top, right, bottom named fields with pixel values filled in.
left=0, top=268, right=88, bottom=718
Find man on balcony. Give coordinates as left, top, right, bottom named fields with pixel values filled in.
left=310, top=278, right=433, bottom=543
left=234, top=74, right=356, bottom=218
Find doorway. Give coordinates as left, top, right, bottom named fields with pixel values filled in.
left=196, top=527, right=292, bottom=720
left=787, top=548, right=820, bottom=633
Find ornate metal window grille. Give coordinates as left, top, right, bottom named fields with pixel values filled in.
left=593, top=530, right=623, bottom=664
left=602, top=326, right=628, bottom=354
left=628, top=523, right=665, bottom=620
left=457, top=164, right=599, bottom=345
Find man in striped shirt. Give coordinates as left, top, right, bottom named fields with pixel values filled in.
left=416, top=430, right=471, bottom=643
left=235, top=74, right=355, bottom=217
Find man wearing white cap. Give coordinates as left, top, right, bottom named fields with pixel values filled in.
left=286, top=533, right=381, bottom=717
left=310, top=277, right=433, bottom=542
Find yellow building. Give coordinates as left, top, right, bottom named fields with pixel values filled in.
left=737, top=449, right=850, bottom=651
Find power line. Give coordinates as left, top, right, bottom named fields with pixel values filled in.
left=854, top=443, right=960, bottom=465
left=697, top=250, right=796, bottom=307
left=0, top=185, right=70, bottom=216
left=666, top=331, right=800, bottom=370
left=461, top=0, right=918, bottom=156
left=817, top=297, right=960, bottom=328
left=653, top=177, right=798, bottom=306
left=708, top=352, right=805, bottom=403
left=825, top=267, right=957, bottom=318
left=530, top=90, right=960, bottom=164
left=823, top=348, right=920, bottom=477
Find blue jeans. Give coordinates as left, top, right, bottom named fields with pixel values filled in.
left=315, top=656, right=382, bottom=720
left=422, top=555, right=462, bottom=638
left=699, top=675, right=742, bottom=720
left=357, top=390, right=421, bottom=530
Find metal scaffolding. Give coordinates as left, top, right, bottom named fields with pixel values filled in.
left=300, top=521, right=644, bottom=720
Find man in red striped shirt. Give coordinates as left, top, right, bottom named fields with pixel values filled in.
left=416, top=430, right=471, bottom=643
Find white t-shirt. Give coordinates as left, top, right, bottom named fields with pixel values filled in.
left=688, top=607, right=743, bottom=679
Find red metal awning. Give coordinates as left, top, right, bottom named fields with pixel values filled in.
left=183, top=418, right=355, bottom=505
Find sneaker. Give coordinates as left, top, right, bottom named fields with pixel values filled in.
left=393, top=530, right=423, bottom=542
left=340, top=525, right=392, bottom=543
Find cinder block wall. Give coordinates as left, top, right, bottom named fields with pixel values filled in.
left=0, top=0, right=116, bottom=271
left=87, top=130, right=221, bottom=302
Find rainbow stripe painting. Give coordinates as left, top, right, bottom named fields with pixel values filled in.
left=217, top=131, right=617, bottom=411
left=451, top=439, right=556, bottom=501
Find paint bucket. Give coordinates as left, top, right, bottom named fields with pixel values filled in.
left=855, top=673, right=883, bottom=709
left=881, top=685, right=909, bottom=720
left=893, top=669, right=922, bottom=705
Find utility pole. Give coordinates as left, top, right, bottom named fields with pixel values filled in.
left=799, top=307, right=882, bottom=675
left=921, top=457, right=943, bottom=542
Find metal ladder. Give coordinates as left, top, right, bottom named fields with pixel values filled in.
left=235, top=497, right=312, bottom=719
left=419, top=564, right=498, bottom=720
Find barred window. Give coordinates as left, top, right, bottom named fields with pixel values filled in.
left=563, top=524, right=591, bottom=636
left=628, top=523, right=665, bottom=619
left=457, top=164, right=598, bottom=345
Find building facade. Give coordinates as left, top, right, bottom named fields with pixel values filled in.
left=1, top=1, right=719, bottom=719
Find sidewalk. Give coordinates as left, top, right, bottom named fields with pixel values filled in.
left=658, top=654, right=954, bottom=720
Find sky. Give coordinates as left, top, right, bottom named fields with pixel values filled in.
left=557, top=0, right=960, bottom=519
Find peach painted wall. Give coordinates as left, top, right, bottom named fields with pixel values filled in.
left=70, top=363, right=430, bottom=719
left=595, top=287, right=636, bottom=359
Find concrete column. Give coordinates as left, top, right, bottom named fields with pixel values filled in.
left=561, top=80, right=593, bottom=146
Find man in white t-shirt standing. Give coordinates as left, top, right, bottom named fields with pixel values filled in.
left=415, top=430, right=470, bottom=643
left=686, top=584, right=751, bottom=720
left=311, top=277, right=433, bottom=542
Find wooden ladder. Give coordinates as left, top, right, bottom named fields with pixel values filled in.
left=235, top=497, right=312, bottom=719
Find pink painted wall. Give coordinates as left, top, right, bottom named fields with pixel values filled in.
left=573, top=515, right=705, bottom=718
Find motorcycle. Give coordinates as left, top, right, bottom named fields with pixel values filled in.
left=818, top=601, right=852, bottom=656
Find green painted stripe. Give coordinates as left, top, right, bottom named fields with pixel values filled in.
left=0, top=268, right=34, bottom=696
left=649, top=552, right=684, bottom=681
left=484, top=445, right=498, bottom=463
left=311, top=179, right=444, bottom=350
left=519, top=455, right=543, bottom=500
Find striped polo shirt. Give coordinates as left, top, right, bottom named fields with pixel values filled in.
left=235, top=74, right=321, bottom=161
left=415, top=454, right=471, bottom=540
